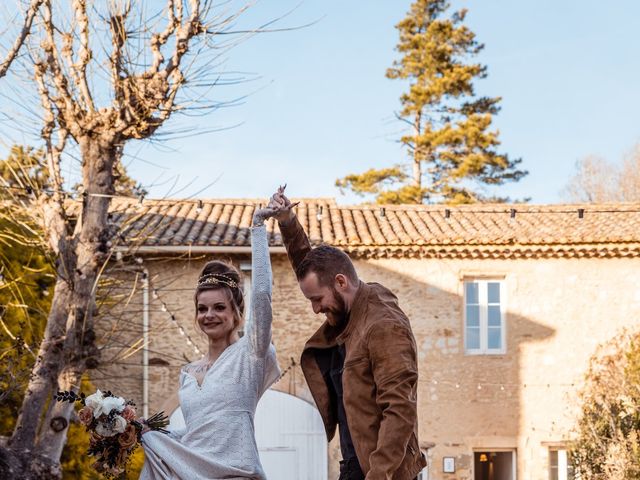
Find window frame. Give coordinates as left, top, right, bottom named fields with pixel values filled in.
left=463, top=278, right=506, bottom=355
left=549, top=447, right=575, bottom=480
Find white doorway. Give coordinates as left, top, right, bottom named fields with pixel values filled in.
left=168, top=389, right=328, bottom=480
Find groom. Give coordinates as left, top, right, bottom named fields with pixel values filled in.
left=269, top=187, right=426, bottom=480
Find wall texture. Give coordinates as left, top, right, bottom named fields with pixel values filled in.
left=94, top=253, right=640, bottom=479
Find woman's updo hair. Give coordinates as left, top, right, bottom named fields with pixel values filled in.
left=195, top=260, right=245, bottom=332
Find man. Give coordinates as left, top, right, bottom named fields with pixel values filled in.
left=269, top=186, right=426, bottom=480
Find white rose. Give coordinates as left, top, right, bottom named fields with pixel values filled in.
left=100, top=396, right=126, bottom=416
left=84, top=390, right=105, bottom=418
left=113, top=415, right=127, bottom=434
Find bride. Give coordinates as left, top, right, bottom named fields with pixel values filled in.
left=140, top=206, right=281, bottom=479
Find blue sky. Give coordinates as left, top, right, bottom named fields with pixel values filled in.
left=4, top=1, right=640, bottom=204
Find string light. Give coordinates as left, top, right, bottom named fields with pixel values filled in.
left=2, top=184, right=640, bottom=215
left=142, top=268, right=204, bottom=358
left=420, top=378, right=577, bottom=390
left=275, top=358, right=297, bottom=383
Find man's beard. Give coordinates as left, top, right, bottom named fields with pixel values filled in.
left=324, top=286, right=348, bottom=327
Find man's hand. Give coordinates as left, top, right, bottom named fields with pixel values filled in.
left=268, top=184, right=298, bottom=223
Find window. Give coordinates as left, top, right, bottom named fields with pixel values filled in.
left=549, top=449, right=575, bottom=480
left=464, top=279, right=505, bottom=354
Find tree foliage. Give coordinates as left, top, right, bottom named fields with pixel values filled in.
left=336, top=0, right=526, bottom=204
left=0, top=148, right=53, bottom=413
left=563, top=145, right=640, bottom=203
left=571, top=330, right=640, bottom=479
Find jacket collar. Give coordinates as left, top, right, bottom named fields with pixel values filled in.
left=337, top=280, right=369, bottom=344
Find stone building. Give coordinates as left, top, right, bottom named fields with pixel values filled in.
left=94, top=198, right=640, bottom=480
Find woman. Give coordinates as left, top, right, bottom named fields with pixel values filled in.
left=140, top=207, right=281, bottom=480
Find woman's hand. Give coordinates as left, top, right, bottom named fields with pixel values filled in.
left=137, top=417, right=151, bottom=435
left=252, top=206, right=279, bottom=227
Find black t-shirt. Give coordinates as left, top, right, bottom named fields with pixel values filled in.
left=329, top=344, right=364, bottom=477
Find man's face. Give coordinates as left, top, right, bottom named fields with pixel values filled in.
left=299, top=272, right=348, bottom=326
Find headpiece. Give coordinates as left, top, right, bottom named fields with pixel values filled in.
left=196, top=273, right=239, bottom=289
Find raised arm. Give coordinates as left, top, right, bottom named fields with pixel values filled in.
left=278, top=213, right=311, bottom=272
left=269, top=185, right=311, bottom=273
left=247, top=211, right=274, bottom=357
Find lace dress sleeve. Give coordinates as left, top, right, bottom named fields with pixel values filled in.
left=246, top=224, right=273, bottom=357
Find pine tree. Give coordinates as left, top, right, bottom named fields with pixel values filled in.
left=336, top=0, right=527, bottom=204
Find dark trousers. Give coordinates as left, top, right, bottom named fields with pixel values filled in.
left=338, top=466, right=418, bottom=480
left=338, top=458, right=365, bottom=480
left=338, top=458, right=419, bottom=480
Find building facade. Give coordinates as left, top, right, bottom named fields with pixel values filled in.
left=93, top=198, right=640, bottom=480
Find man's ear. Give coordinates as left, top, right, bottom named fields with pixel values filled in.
left=334, top=273, right=349, bottom=291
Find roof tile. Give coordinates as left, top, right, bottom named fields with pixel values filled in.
left=93, top=198, right=640, bottom=258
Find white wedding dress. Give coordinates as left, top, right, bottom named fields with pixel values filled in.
left=140, top=225, right=280, bottom=479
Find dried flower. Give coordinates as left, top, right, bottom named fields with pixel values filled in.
left=78, top=406, right=94, bottom=426
left=118, top=424, right=138, bottom=450
left=121, top=405, right=136, bottom=422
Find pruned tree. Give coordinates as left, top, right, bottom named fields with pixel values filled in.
left=571, top=330, right=640, bottom=479
left=0, top=1, right=263, bottom=477
left=336, top=0, right=526, bottom=204
left=563, top=146, right=640, bottom=203
left=0, top=0, right=44, bottom=78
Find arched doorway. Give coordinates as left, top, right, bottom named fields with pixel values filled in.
left=167, top=389, right=328, bottom=480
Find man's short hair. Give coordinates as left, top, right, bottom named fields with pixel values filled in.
left=295, top=244, right=358, bottom=286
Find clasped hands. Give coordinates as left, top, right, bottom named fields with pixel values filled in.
left=252, top=185, right=298, bottom=226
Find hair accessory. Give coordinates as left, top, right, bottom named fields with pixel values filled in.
left=197, top=273, right=239, bottom=289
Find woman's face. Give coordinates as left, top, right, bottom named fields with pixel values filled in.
left=196, top=289, right=237, bottom=341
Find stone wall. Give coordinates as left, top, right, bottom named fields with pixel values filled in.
left=94, top=252, right=640, bottom=480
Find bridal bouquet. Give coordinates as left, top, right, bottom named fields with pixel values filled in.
left=56, top=389, right=169, bottom=478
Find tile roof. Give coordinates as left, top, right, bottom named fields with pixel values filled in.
left=97, top=198, right=640, bottom=259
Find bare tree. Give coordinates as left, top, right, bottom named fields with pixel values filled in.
left=619, top=145, right=640, bottom=202
left=0, top=1, right=265, bottom=477
left=563, top=146, right=640, bottom=203
left=0, top=0, right=43, bottom=78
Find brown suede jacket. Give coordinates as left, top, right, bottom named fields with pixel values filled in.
left=279, top=215, right=427, bottom=480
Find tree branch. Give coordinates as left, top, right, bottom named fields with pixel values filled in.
left=0, top=0, right=44, bottom=78
left=70, top=0, right=95, bottom=112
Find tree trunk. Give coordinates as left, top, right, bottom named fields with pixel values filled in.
left=412, top=157, right=421, bottom=189
left=10, top=135, right=116, bottom=468
left=9, top=271, right=71, bottom=451
left=9, top=191, right=74, bottom=452
left=36, top=135, right=116, bottom=460
left=412, top=112, right=423, bottom=200
left=0, top=445, right=62, bottom=480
